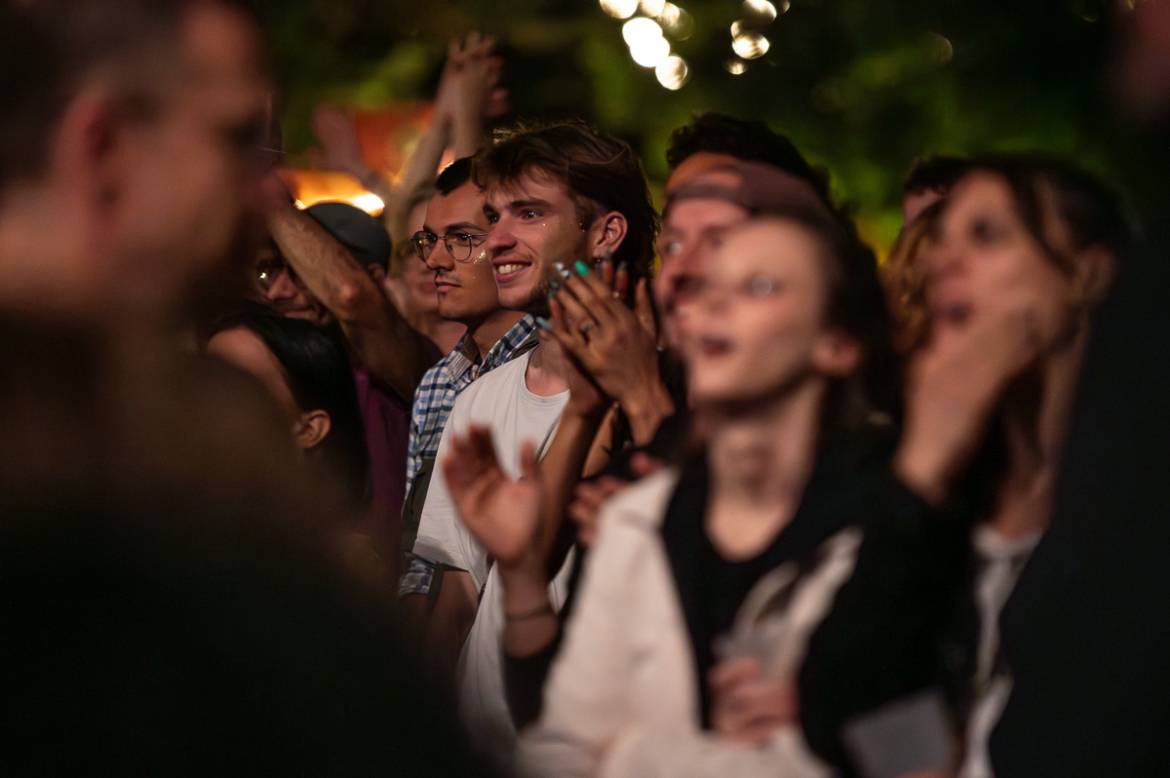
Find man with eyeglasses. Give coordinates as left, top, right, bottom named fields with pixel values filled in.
left=398, top=157, right=537, bottom=640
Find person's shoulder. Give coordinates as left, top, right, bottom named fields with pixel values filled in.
left=453, top=350, right=531, bottom=408
left=599, top=468, right=681, bottom=532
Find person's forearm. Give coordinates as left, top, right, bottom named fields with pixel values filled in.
left=620, top=376, right=674, bottom=446
left=535, top=408, right=608, bottom=564
left=499, top=564, right=559, bottom=657
left=451, top=108, right=485, bottom=159
left=267, top=199, right=381, bottom=317
left=268, top=199, right=424, bottom=398
left=386, top=113, right=451, bottom=245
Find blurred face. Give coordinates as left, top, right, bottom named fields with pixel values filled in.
left=483, top=172, right=591, bottom=312
left=110, top=2, right=269, bottom=303
left=926, top=173, right=1081, bottom=350
left=253, top=242, right=329, bottom=323
left=666, top=150, right=741, bottom=195
left=397, top=198, right=439, bottom=317
left=655, top=197, right=750, bottom=348
left=418, top=181, right=496, bottom=322
left=684, top=220, right=838, bottom=407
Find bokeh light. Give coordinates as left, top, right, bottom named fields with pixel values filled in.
left=639, top=0, right=666, bottom=17
left=725, top=59, right=748, bottom=75
left=655, top=55, right=690, bottom=89
left=599, top=0, right=639, bottom=19
left=732, top=31, right=770, bottom=59
left=742, top=0, right=777, bottom=23
left=623, top=16, right=671, bottom=68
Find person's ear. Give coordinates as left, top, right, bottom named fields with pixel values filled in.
left=1071, top=244, right=1117, bottom=309
left=293, top=409, right=331, bottom=450
left=50, top=91, right=119, bottom=210
left=589, top=211, right=628, bottom=261
left=812, top=330, right=862, bottom=378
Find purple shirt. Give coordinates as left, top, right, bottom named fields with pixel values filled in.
left=352, top=365, right=410, bottom=571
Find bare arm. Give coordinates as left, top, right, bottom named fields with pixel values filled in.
left=266, top=197, right=426, bottom=400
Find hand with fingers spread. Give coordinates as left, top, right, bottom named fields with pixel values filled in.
left=442, top=425, right=543, bottom=573
left=709, top=657, right=798, bottom=745
left=895, top=294, right=1044, bottom=503
left=547, top=260, right=673, bottom=444
left=436, top=32, right=508, bottom=156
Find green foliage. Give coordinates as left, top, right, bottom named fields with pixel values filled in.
left=257, top=0, right=1166, bottom=244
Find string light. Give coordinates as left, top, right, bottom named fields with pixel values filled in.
left=732, top=31, right=770, bottom=59
left=655, top=55, right=689, bottom=89
left=742, top=0, right=777, bottom=23
left=599, top=0, right=639, bottom=19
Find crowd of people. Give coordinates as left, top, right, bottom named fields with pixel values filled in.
left=2, top=0, right=1170, bottom=776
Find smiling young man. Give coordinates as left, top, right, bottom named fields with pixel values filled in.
left=408, top=121, right=656, bottom=758
left=397, top=157, right=535, bottom=619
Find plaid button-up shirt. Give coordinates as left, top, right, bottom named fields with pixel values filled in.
left=398, top=315, right=537, bottom=598
left=403, top=314, right=538, bottom=502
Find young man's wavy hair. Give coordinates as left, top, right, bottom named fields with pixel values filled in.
left=472, top=120, right=659, bottom=277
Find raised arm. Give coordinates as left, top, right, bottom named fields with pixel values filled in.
left=266, top=194, right=426, bottom=400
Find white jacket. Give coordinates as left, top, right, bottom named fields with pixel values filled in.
left=518, top=469, right=853, bottom=778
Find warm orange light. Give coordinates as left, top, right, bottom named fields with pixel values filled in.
left=278, top=169, right=385, bottom=216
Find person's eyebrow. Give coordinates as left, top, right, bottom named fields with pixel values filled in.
left=507, top=197, right=555, bottom=211
left=442, top=220, right=486, bottom=234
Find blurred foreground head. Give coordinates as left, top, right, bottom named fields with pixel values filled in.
left=0, top=314, right=485, bottom=776
left=0, top=0, right=269, bottom=319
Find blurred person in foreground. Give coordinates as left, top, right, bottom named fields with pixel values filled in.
left=453, top=211, right=913, bottom=776
left=0, top=0, right=269, bottom=325
left=991, top=1, right=1170, bottom=773
left=0, top=327, right=484, bottom=776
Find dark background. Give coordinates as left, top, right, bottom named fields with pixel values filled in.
left=259, top=0, right=1168, bottom=245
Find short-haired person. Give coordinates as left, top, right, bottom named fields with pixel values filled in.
left=397, top=157, right=538, bottom=638
left=409, top=120, right=656, bottom=760
left=656, top=114, right=838, bottom=350
left=0, top=0, right=269, bottom=320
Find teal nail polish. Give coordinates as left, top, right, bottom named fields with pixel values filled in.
left=535, top=316, right=553, bottom=331
left=574, top=260, right=590, bottom=277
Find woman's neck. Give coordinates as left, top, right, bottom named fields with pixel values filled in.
left=993, top=327, right=1087, bottom=538
left=705, top=380, right=824, bottom=511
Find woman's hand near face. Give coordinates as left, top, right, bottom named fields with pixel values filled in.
left=895, top=292, right=1044, bottom=503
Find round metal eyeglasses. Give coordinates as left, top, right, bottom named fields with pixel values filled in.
left=410, top=229, right=489, bottom=262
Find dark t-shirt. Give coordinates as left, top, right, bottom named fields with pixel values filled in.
left=353, top=365, right=411, bottom=571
